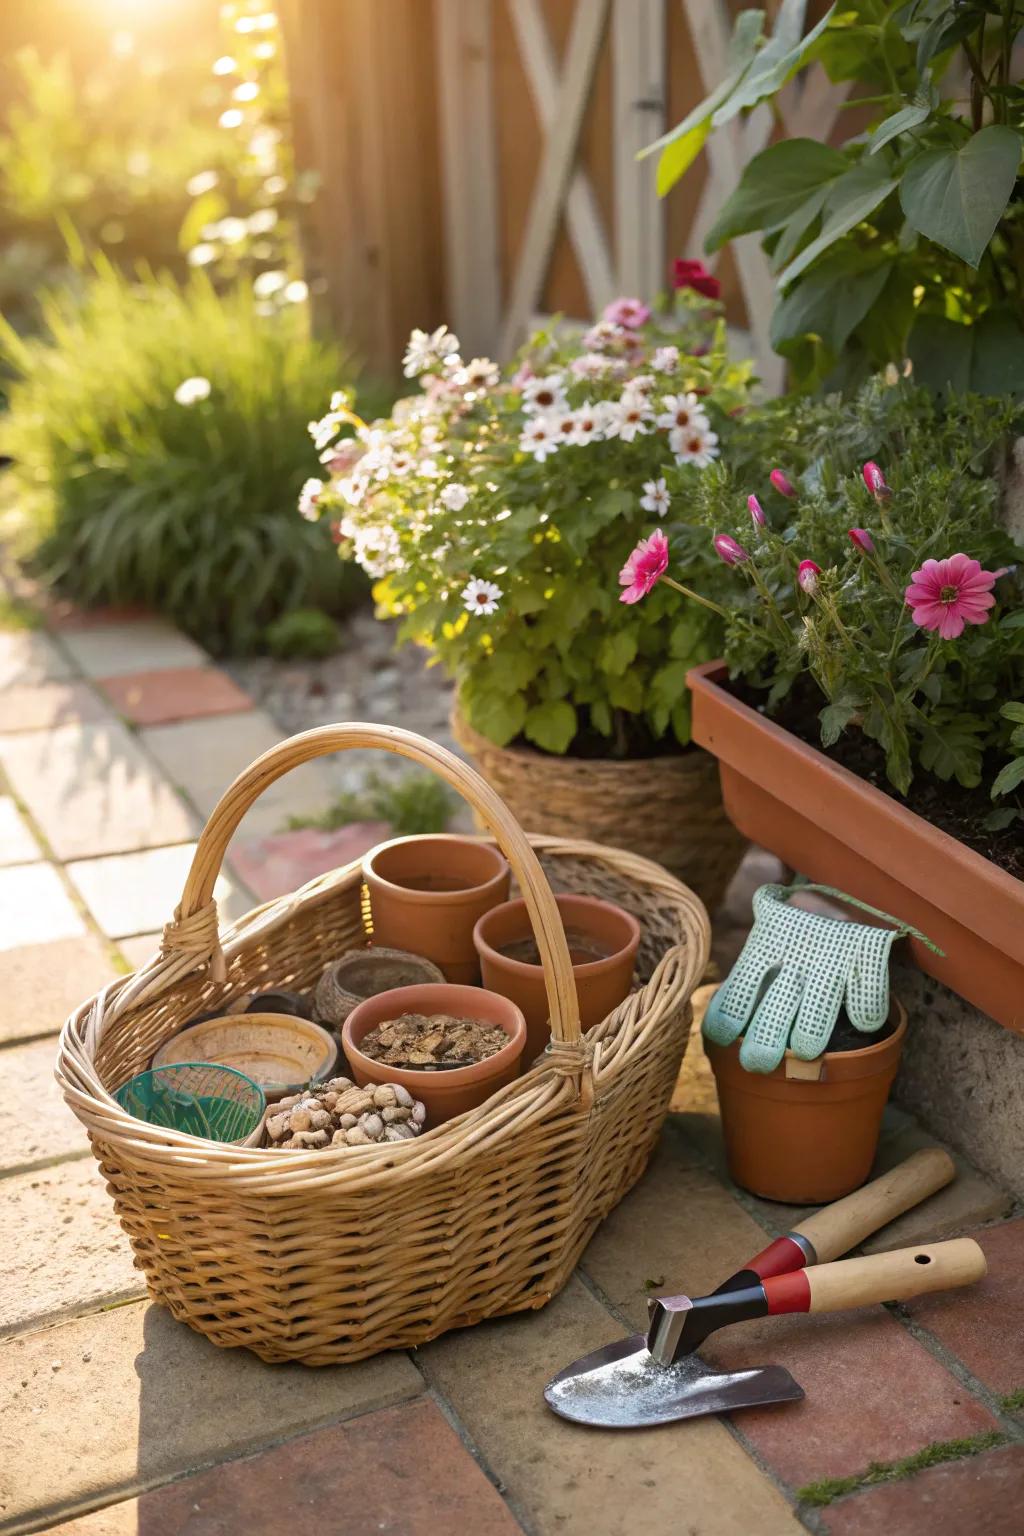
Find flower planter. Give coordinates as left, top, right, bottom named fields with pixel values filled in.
left=705, top=1003, right=908, bottom=1203
left=452, top=706, right=746, bottom=911
left=688, top=662, right=1024, bottom=1034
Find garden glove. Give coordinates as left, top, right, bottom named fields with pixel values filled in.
left=702, top=883, right=941, bottom=1074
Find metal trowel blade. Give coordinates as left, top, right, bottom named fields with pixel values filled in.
left=544, top=1333, right=804, bottom=1429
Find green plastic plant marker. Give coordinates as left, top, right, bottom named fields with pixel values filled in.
left=115, top=1062, right=265, bottom=1143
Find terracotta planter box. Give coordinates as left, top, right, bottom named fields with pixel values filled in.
left=688, top=661, right=1024, bottom=1035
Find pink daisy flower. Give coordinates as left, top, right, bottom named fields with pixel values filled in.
left=713, top=533, right=749, bottom=566
left=619, top=529, right=669, bottom=604
left=904, top=554, right=999, bottom=640
left=602, top=296, right=651, bottom=330
left=848, top=528, right=875, bottom=555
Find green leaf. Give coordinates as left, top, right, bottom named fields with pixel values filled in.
left=598, top=629, right=639, bottom=676
left=868, top=100, right=932, bottom=155
left=705, top=138, right=847, bottom=251
left=819, top=699, right=861, bottom=748
left=524, top=699, right=577, bottom=755
left=608, top=671, right=645, bottom=712
left=991, top=757, right=1024, bottom=798
left=918, top=716, right=985, bottom=788
left=712, top=2, right=837, bottom=127
left=463, top=688, right=527, bottom=749
left=643, top=8, right=764, bottom=186
left=771, top=254, right=892, bottom=357
left=590, top=699, right=613, bottom=737
left=768, top=184, right=831, bottom=271
left=1002, top=704, right=1024, bottom=725
left=650, top=659, right=689, bottom=710
left=984, top=806, right=1021, bottom=830
left=900, top=127, right=1022, bottom=268
left=908, top=312, right=1024, bottom=398
left=777, top=158, right=898, bottom=288
left=657, top=122, right=710, bottom=197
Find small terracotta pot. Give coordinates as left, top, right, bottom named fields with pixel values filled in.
left=473, top=893, right=640, bottom=1064
left=704, top=1002, right=908, bottom=1204
left=342, top=982, right=527, bottom=1126
left=363, top=835, right=511, bottom=983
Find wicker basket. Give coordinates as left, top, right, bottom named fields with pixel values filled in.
left=56, top=725, right=709, bottom=1366
left=452, top=707, right=747, bottom=912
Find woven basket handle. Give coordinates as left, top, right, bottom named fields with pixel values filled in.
left=165, top=723, right=584, bottom=1051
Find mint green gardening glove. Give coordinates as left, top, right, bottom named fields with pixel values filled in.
left=703, top=884, right=941, bottom=1074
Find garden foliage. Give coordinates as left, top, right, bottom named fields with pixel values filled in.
left=646, top=0, right=1024, bottom=394
left=0, top=261, right=364, bottom=653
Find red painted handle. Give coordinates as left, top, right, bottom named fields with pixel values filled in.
left=743, top=1236, right=809, bottom=1282
left=763, top=1270, right=812, bottom=1314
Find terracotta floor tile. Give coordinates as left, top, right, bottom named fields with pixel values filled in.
left=44, top=1398, right=523, bottom=1536
left=231, top=822, right=389, bottom=901
left=98, top=666, right=253, bottom=726
left=821, top=1442, right=1024, bottom=1536
left=704, top=1306, right=998, bottom=1489
left=907, top=1218, right=1024, bottom=1398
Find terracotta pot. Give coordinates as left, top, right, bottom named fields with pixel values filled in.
left=705, top=1003, right=908, bottom=1203
left=451, top=706, right=746, bottom=910
left=342, top=982, right=527, bottom=1126
left=688, top=661, right=1024, bottom=1035
left=473, top=893, right=640, bottom=1064
left=362, top=834, right=511, bottom=983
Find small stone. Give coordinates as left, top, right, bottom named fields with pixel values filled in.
left=338, top=1113, right=357, bottom=1129
left=81, top=1352, right=91, bottom=1363
left=359, top=1113, right=384, bottom=1139
left=344, top=1127, right=372, bottom=1146
left=373, top=1084, right=398, bottom=1108
left=392, top=1084, right=414, bottom=1108
left=50, top=1361, right=61, bottom=1372
left=412, top=1102, right=427, bottom=1125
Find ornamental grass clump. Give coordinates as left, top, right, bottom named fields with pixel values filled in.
left=302, top=282, right=755, bottom=756
left=619, top=381, right=1024, bottom=815
left=0, top=260, right=364, bottom=653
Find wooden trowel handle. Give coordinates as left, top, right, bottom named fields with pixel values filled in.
left=792, top=1148, right=955, bottom=1262
left=763, top=1239, right=987, bottom=1316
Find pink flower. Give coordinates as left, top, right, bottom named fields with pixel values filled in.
left=748, top=494, right=766, bottom=529
left=673, top=258, right=721, bottom=301
left=602, top=296, right=651, bottom=330
left=713, top=533, right=749, bottom=566
left=862, top=461, right=891, bottom=500
left=510, top=362, right=535, bottom=389
left=904, top=554, right=999, bottom=640
left=848, top=528, right=875, bottom=555
left=797, top=560, right=821, bottom=593
left=619, top=528, right=669, bottom=604
left=769, top=469, right=796, bottom=499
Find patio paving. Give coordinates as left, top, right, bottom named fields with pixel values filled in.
left=0, top=582, right=1021, bottom=1535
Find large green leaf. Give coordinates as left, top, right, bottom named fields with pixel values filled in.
left=705, top=138, right=847, bottom=251
left=524, top=699, right=577, bottom=755
left=770, top=253, right=892, bottom=356
left=642, top=8, right=764, bottom=181
left=777, top=157, right=898, bottom=288
left=868, top=100, right=932, bottom=155
left=712, top=2, right=837, bottom=127
left=900, top=126, right=1022, bottom=267
left=908, top=311, right=1024, bottom=398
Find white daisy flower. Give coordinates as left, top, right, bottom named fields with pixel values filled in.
left=656, top=391, right=709, bottom=435
left=452, top=357, right=500, bottom=391
left=606, top=389, right=652, bottom=443
left=338, top=473, right=370, bottom=506
left=389, top=451, right=414, bottom=478
left=440, top=482, right=471, bottom=511
left=672, top=422, right=719, bottom=469
left=462, top=578, right=503, bottom=617
left=582, top=320, right=626, bottom=352
left=298, top=477, right=322, bottom=520
left=628, top=373, right=656, bottom=396
left=652, top=346, right=680, bottom=374
left=640, top=478, right=671, bottom=517
left=567, top=403, right=604, bottom=446
left=518, top=414, right=561, bottom=462
left=521, top=372, right=567, bottom=414
left=354, top=525, right=402, bottom=579
left=570, top=351, right=610, bottom=380
left=402, top=325, right=460, bottom=378
left=174, top=376, right=211, bottom=405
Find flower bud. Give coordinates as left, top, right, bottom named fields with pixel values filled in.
left=797, top=559, right=821, bottom=593
left=769, top=468, right=796, bottom=499
left=747, top=494, right=766, bottom=528
left=848, top=527, right=875, bottom=555
left=713, top=533, right=750, bottom=566
left=862, top=461, right=891, bottom=500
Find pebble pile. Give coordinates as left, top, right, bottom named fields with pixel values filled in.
left=264, top=1075, right=426, bottom=1149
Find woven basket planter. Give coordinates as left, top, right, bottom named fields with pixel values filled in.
left=56, top=725, right=709, bottom=1366
left=452, top=707, right=747, bottom=912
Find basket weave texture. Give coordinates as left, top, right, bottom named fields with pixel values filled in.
left=452, top=706, right=746, bottom=911
left=56, top=725, right=709, bottom=1366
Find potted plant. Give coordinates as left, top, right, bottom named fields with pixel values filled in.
left=644, top=0, right=1024, bottom=397
left=299, top=280, right=759, bottom=906
left=615, top=380, right=1024, bottom=1029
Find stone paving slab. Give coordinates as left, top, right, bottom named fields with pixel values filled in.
left=230, top=821, right=389, bottom=902
left=860, top=1123, right=1013, bottom=1252
left=0, top=1034, right=89, bottom=1175
left=907, top=1218, right=1024, bottom=1399
left=0, top=863, right=85, bottom=950
left=67, top=843, right=251, bottom=940
left=0, top=682, right=110, bottom=734
left=116, top=933, right=162, bottom=971
left=1, top=1158, right=145, bottom=1333
left=820, top=1443, right=1024, bottom=1535
left=0, top=798, right=41, bottom=866
left=58, top=621, right=208, bottom=678
left=98, top=666, right=254, bottom=727
left=0, top=934, right=116, bottom=1044
left=418, top=1274, right=803, bottom=1536
left=44, top=1398, right=524, bottom=1536
left=0, top=719, right=197, bottom=860
left=0, top=1299, right=422, bottom=1532
left=44, top=601, right=151, bottom=632
left=0, top=631, right=73, bottom=689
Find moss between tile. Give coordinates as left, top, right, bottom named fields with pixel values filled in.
left=797, top=1432, right=1007, bottom=1508
left=1000, top=1387, right=1024, bottom=1414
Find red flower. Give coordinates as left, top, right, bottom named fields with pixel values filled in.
left=673, top=259, right=721, bottom=301
left=619, top=529, right=670, bottom=604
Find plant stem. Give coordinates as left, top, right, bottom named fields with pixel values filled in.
left=662, top=574, right=729, bottom=618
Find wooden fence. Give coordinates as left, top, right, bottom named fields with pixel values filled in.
left=283, top=0, right=845, bottom=388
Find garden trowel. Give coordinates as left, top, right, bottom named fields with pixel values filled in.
left=545, top=1149, right=981, bottom=1429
